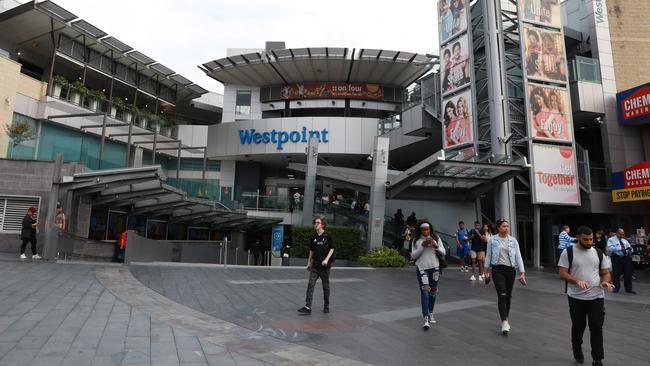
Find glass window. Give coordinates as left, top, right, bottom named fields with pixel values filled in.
left=7, top=114, right=38, bottom=160
left=235, top=90, right=252, bottom=118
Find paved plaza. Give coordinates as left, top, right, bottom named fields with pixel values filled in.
left=0, top=255, right=648, bottom=365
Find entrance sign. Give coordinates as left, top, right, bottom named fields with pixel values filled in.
left=530, top=144, right=580, bottom=205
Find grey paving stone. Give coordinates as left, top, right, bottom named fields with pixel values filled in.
left=121, top=349, right=150, bottom=366
left=174, top=336, right=201, bottom=350
left=124, top=336, right=149, bottom=350
left=62, top=348, right=96, bottom=366
left=14, top=335, right=49, bottom=349
left=0, top=348, right=37, bottom=366
left=28, top=355, right=65, bottom=366
left=177, top=348, right=206, bottom=363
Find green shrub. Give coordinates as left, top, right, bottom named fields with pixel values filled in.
left=358, top=246, right=405, bottom=267
left=291, top=225, right=364, bottom=261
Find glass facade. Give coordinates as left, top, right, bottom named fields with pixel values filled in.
left=235, top=90, right=252, bottom=119
left=165, top=178, right=220, bottom=201
left=6, top=113, right=38, bottom=159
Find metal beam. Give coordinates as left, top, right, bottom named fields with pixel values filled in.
left=80, top=123, right=126, bottom=129
left=48, top=112, right=105, bottom=119
left=109, top=132, right=154, bottom=137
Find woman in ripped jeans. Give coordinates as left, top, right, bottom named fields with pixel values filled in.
left=410, top=220, right=446, bottom=330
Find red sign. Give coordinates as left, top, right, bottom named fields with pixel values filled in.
left=280, top=83, right=383, bottom=100
left=617, top=83, right=650, bottom=124
left=623, top=161, right=650, bottom=188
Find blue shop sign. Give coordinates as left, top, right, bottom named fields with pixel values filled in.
left=617, top=82, right=650, bottom=125
left=271, top=225, right=283, bottom=253
left=238, top=126, right=329, bottom=150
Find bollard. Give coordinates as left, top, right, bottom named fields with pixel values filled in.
left=219, top=243, right=223, bottom=264
left=235, top=247, right=238, bottom=265
left=247, top=250, right=250, bottom=266
left=224, top=237, right=228, bottom=268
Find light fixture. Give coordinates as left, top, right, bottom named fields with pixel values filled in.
left=101, top=88, right=106, bottom=92
left=124, top=97, right=128, bottom=101
left=4, top=96, right=11, bottom=106
left=297, top=101, right=302, bottom=106
left=361, top=102, right=366, bottom=106
left=331, top=101, right=335, bottom=106
left=16, top=49, right=22, bottom=56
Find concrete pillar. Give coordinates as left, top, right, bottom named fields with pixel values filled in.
left=302, top=137, right=319, bottom=225
left=132, top=146, right=143, bottom=168
left=368, top=136, right=389, bottom=249
left=43, top=153, right=63, bottom=260
left=533, top=204, right=542, bottom=269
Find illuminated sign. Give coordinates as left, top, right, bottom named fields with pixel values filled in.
left=238, top=126, right=329, bottom=150
left=617, top=83, right=650, bottom=125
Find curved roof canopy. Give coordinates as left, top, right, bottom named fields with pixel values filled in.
left=200, top=48, right=432, bottom=87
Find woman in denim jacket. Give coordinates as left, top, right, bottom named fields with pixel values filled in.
left=484, top=218, right=526, bottom=335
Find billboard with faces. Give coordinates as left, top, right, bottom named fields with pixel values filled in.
left=441, top=33, right=471, bottom=95
left=523, top=27, right=568, bottom=84
left=442, top=89, right=474, bottom=149
left=438, top=0, right=469, bottom=44
left=527, top=83, right=573, bottom=143
left=518, top=0, right=562, bottom=29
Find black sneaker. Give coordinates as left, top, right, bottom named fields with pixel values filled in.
left=572, top=348, right=584, bottom=363
left=323, top=306, right=330, bottom=313
left=297, top=306, right=311, bottom=314
left=592, top=361, right=603, bottom=366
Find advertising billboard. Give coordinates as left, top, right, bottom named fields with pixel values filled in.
left=442, top=89, right=474, bottom=148
left=616, top=82, right=650, bottom=125
left=441, top=33, right=471, bottom=95
left=611, top=161, right=650, bottom=202
left=280, top=83, right=383, bottom=100
left=527, top=83, right=573, bottom=142
left=438, top=0, right=469, bottom=44
left=530, top=144, right=580, bottom=205
left=518, top=0, right=562, bottom=28
left=523, top=27, right=567, bottom=83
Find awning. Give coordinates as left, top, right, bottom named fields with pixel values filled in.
left=59, top=166, right=282, bottom=230
left=288, top=149, right=529, bottom=200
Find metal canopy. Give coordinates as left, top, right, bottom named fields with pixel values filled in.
left=201, top=47, right=432, bottom=87
left=0, top=0, right=207, bottom=101
left=59, top=166, right=281, bottom=230
left=287, top=149, right=529, bottom=200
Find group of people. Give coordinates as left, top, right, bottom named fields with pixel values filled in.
left=557, top=225, right=640, bottom=294
left=454, top=221, right=492, bottom=281
left=18, top=203, right=66, bottom=260
left=297, top=216, right=620, bottom=365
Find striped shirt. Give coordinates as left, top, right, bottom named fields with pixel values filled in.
left=558, top=230, right=575, bottom=250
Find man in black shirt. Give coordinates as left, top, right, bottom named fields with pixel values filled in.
left=298, top=215, right=335, bottom=314
left=20, top=207, right=41, bottom=260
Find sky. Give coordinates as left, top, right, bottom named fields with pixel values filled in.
left=51, top=0, right=438, bottom=94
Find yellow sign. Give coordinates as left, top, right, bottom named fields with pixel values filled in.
left=612, top=187, right=650, bottom=202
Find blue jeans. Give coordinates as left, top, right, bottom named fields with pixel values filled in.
left=416, top=267, right=439, bottom=317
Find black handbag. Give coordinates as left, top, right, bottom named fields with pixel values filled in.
left=436, top=250, right=448, bottom=269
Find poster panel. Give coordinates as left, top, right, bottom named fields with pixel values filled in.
left=280, top=83, right=383, bottom=100
left=523, top=27, right=568, bottom=83
left=527, top=83, right=573, bottom=142
left=531, top=144, right=580, bottom=205
left=441, top=33, right=471, bottom=95
left=518, top=0, right=562, bottom=28
left=442, top=89, right=474, bottom=148
left=438, top=0, right=469, bottom=44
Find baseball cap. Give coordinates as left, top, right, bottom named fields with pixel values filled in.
left=27, top=207, right=36, bottom=213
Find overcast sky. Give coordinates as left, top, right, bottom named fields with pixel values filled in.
left=52, top=0, right=438, bottom=94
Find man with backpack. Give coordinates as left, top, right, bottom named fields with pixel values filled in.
left=558, top=226, right=614, bottom=366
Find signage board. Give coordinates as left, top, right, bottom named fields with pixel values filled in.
left=530, top=144, right=580, bottom=205
left=441, top=33, right=472, bottom=95
left=280, top=83, right=383, bottom=100
left=442, top=89, right=474, bottom=148
left=527, top=83, right=573, bottom=142
left=522, top=27, right=568, bottom=84
left=271, top=225, right=283, bottom=254
left=518, top=0, right=562, bottom=28
left=616, top=82, right=650, bottom=125
left=438, top=0, right=469, bottom=44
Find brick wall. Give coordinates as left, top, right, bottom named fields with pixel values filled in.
left=607, top=0, right=650, bottom=92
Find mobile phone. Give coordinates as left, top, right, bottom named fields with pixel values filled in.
left=518, top=278, right=527, bottom=286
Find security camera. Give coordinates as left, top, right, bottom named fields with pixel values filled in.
left=384, top=181, right=391, bottom=187
left=498, top=133, right=514, bottom=144
left=366, top=155, right=373, bottom=161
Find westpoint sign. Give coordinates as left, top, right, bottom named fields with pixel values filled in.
left=238, top=126, right=329, bottom=150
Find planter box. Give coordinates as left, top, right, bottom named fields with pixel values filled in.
left=70, top=91, right=81, bottom=105
left=110, top=106, right=117, bottom=118
left=124, top=112, right=133, bottom=123
left=53, top=84, right=62, bottom=98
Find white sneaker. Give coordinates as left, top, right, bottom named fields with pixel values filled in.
left=501, top=321, right=510, bottom=335
left=422, top=317, right=430, bottom=330
left=460, top=266, right=464, bottom=272
left=20, top=253, right=27, bottom=260
left=478, top=275, right=484, bottom=281
left=32, top=254, right=41, bottom=260
left=428, top=313, right=437, bottom=324
left=470, top=275, right=476, bottom=281
left=464, top=267, right=469, bottom=273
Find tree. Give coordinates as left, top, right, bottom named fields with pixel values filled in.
left=4, top=121, right=37, bottom=158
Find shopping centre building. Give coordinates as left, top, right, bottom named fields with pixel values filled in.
left=0, top=0, right=649, bottom=265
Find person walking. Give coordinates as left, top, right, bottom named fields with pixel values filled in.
left=558, top=225, right=613, bottom=365
left=20, top=207, right=41, bottom=260
left=298, top=215, right=335, bottom=314
left=484, top=218, right=526, bottom=335
left=455, top=221, right=470, bottom=272
left=54, top=202, right=66, bottom=231
left=607, top=228, right=635, bottom=294
left=251, top=238, right=262, bottom=266
left=406, top=212, right=417, bottom=228
left=468, top=221, right=486, bottom=281
left=410, top=220, right=446, bottom=330
left=593, top=230, right=607, bottom=255
left=557, top=225, right=576, bottom=262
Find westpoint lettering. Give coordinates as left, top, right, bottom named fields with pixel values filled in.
left=238, top=126, right=329, bottom=150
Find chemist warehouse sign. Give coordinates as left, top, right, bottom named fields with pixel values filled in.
left=617, top=82, right=650, bottom=125
left=611, top=162, right=650, bottom=202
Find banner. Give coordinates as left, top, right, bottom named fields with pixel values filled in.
left=616, top=82, right=650, bottom=125
left=271, top=225, right=283, bottom=253
left=280, top=83, right=383, bottom=100
left=531, top=144, right=580, bottom=205
left=443, top=89, right=474, bottom=148
left=438, top=0, right=469, bottom=44
left=441, top=33, right=471, bottom=95
left=518, top=0, right=562, bottom=28
left=523, top=27, right=567, bottom=83
left=527, top=83, right=573, bottom=142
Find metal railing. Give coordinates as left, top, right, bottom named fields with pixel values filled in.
left=568, top=56, right=602, bottom=84
left=575, top=143, right=592, bottom=193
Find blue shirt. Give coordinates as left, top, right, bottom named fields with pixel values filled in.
left=456, top=229, right=469, bottom=247
left=558, top=231, right=575, bottom=250
left=607, top=236, right=631, bottom=256
left=485, top=234, right=526, bottom=273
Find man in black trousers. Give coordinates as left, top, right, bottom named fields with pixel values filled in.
left=297, top=215, right=335, bottom=314
left=607, top=228, right=636, bottom=294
